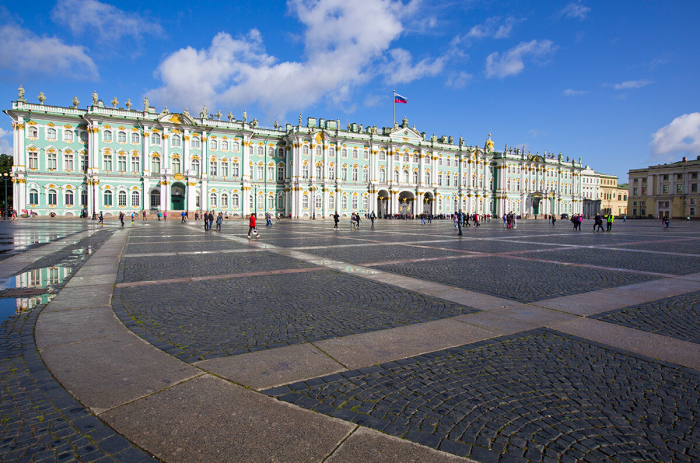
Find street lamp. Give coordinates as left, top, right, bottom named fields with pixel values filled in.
left=2, top=172, right=13, bottom=219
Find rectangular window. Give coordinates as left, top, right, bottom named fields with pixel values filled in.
left=642, top=187, right=647, bottom=194
left=677, top=184, right=683, bottom=193
left=663, top=185, right=669, bottom=193
left=278, top=165, right=284, bottom=182
left=210, top=161, right=217, bottom=176
left=131, top=157, right=139, bottom=172
left=232, top=163, right=240, bottom=177
left=692, top=184, right=698, bottom=192
left=221, top=162, right=229, bottom=177
left=691, top=208, right=696, bottom=216
left=81, top=155, right=88, bottom=171
left=258, top=165, right=264, bottom=180
left=104, top=155, right=112, bottom=171
left=118, top=156, right=127, bottom=172
left=64, top=154, right=73, bottom=171
left=633, top=188, right=638, bottom=195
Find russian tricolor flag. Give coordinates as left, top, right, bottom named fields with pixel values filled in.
left=394, top=93, right=408, bottom=104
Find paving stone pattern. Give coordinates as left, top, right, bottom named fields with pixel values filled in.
left=264, top=329, right=700, bottom=462
left=124, top=239, right=245, bottom=255
left=22, top=230, right=114, bottom=273
left=593, top=291, right=700, bottom=344
left=531, top=248, right=700, bottom=275
left=302, top=244, right=468, bottom=264
left=427, top=239, right=558, bottom=254
left=118, top=250, right=315, bottom=283
left=0, top=301, right=152, bottom=462
left=375, top=256, right=659, bottom=302
left=113, top=270, right=479, bottom=361
left=617, top=240, right=700, bottom=255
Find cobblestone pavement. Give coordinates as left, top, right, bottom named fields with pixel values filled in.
left=123, top=240, right=246, bottom=254
left=423, top=239, right=558, bottom=254
left=592, top=291, right=700, bottom=344
left=0, top=226, right=153, bottom=462
left=113, top=270, right=479, bottom=361
left=263, top=329, right=700, bottom=462
left=617, top=240, right=700, bottom=255
left=301, top=244, right=469, bottom=264
left=374, top=256, right=660, bottom=302
left=118, top=250, right=316, bottom=283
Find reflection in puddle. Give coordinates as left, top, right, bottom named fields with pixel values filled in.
left=0, top=267, right=73, bottom=291
left=0, top=294, right=55, bottom=323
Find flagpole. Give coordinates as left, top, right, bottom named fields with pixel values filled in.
left=393, top=90, right=395, bottom=126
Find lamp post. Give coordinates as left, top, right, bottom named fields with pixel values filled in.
left=2, top=172, right=12, bottom=219
left=253, top=184, right=257, bottom=215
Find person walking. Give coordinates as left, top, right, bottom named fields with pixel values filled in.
left=216, top=212, right=223, bottom=232
left=203, top=212, right=209, bottom=231
left=552, top=215, right=556, bottom=227
left=606, top=213, right=614, bottom=232
left=333, top=211, right=340, bottom=230
left=181, top=211, right=186, bottom=223
left=131, top=212, right=135, bottom=223
left=370, top=210, right=376, bottom=229
left=119, top=211, right=125, bottom=228
left=208, top=211, right=214, bottom=232
left=143, top=210, right=147, bottom=221
left=266, top=212, right=272, bottom=226
left=421, top=213, right=425, bottom=225
left=457, top=209, right=464, bottom=236
left=98, top=211, right=104, bottom=226
left=157, top=210, right=162, bottom=221
left=355, top=212, right=361, bottom=229
left=164, top=211, right=167, bottom=221
left=248, top=213, right=259, bottom=238
left=663, top=215, right=670, bottom=230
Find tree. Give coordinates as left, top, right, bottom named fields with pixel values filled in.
left=0, top=154, right=11, bottom=175
left=0, top=154, right=13, bottom=213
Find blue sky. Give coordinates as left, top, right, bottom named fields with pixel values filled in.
left=1, top=0, right=699, bottom=180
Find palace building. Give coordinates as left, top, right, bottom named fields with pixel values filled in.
left=5, top=90, right=588, bottom=218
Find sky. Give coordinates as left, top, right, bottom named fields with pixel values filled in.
left=1, top=0, right=699, bottom=181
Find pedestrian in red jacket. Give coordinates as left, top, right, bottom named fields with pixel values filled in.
left=248, top=213, right=259, bottom=238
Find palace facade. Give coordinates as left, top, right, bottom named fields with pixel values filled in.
left=5, top=91, right=588, bottom=218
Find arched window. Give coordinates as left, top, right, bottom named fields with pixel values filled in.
left=328, top=195, right=334, bottom=210
left=379, top=169, right=386, bottom=183
left=352, top=167, right=358, bottom=181
left=267, top=165, right=273, bottom=179
left=47, top=152, right=57, bottom=170
left=191, top=137, right=200, bottom=149
left=131, top=191, right=139, bottom=207
left=117, top=131, right=126, bottom=143
left=81, top=190, right=88, bottom=206
left=425, top=172, right=431, bottom=184
left=278, top=193, right=285, bottom=210
left=210, top=193, right=217, bottom=208
left=151, top=156, right=160, bottom=173
left=278, top=164, right=284, bottom=181
left=192, top=158, right=200, bottom=176
left=315, top=195, right=322, bottom=209
left=413, top=171, right=419, bottom=184
left=150, top=133, right=161, bottom=145
left=80, top=131, right=88, bottom=144
left=221, top=193, right=228, bottom=208
left=171, top=135, right=181, bottom=147
left=362, top=195, right=368, bottom=210
left=131, top=132, right=140, bottom=144
left=248, top=145, right=254, bottom=155
left=150, top=190, right=160, bottom=208
left=315, top=165, right=322, bottom=179
left=446, top=174, right=450, bottom=187
left=29, top=189, right=38, bottom=205
left=48, top=189, right=57, bottom=206
left=278, top=148, right=284, bottom=157
left=172, top=157, right=181, bottom=174
left=315, top=146, right=322, bottom=156
left=413, top=155, right=418, bottom=163
left=403, top=169, right=409, bottom=183
left=257, top=195, right=264, bottom=210
left=341, top=195, right=348, bottom=209
left=302, top=194, right=309, bottom=209
left=232, top=193, right=240, bottom=209
left=65, top=190, right=73, bottom=206
left=232, top=142, right=239, bottom=151
left=104, top=190, right=113, bottom=206
left=379, top=151, right=386, bottom=160
left=393, top=170, right=399, bottom=183
left=352, top=149, right=358, bottom=159
left=303, top=145, right=309, bottom=155
left=363, top=150, right=369, bottom=160
left=302, top=164, right=309, bottom=179
left=47, top=128, right=57, bottom=141
left=27, top=126, right=38, bottom=138
left=341, top=149, right=347, bottom=158
left=221, top=140, right=229, bottom=151
left=268, top=195, right=274, bottom=209
left=64, top=130, right=74, bottom=143
left=118, top=190, right=127, bottom=207
left=438, top=157, right=443, bottom=167
left=352, top=196, right=358, bottom=210
left=403, top=153, right=409, bottom=162
left=329, top=148, right=335, bottom=158
left=257, top=146, right=264, bottom=156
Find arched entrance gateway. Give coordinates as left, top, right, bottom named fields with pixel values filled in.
left=377, top=190, right=389, bottom=216
left=423, top=192, right=434, bottom=215
left=171, top=183, right=185, bottom=210
left=398, top=191, right=414, bottom=216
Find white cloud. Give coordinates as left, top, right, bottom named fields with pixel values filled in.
left=0, top=24, right=98, bottom=80
left=364, top=95, right=382, bottom=107
left=485, top=40, right=557, bottom=79
left=382, top=48, right=445, bottom=84
left=560, top=3, right=590, bottom=21
left=446, top=71, right=472, bottom=88
left=613, top=79, right=653, bottom=90
left=51, top=0, right=163, bottom=41
left=466, top=16, right=521, bottom=40
left=651, top=113, right=700, bottom=160
left=563, top=89, right=588, bottom=96
left=0, top=128, right=11, bottom=155
left=149, top=0, right=442, bottom=117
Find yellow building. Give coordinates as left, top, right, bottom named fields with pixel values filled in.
left=628, top=156, right=700, bottom=219
left=599, top=173, right=628, bottom=216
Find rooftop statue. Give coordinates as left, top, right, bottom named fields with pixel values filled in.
left=228, top=111, right=234, bottom=122
left=144, top=97, right=149, bottom=110
left=125, top=98, right=132, bottom=110
left=38, top=92, right=46, bottom=105
left=111, top=97, right=119, bottom=109
left=183, top=108, right=190, bottom=117
left=18, top=85, right=25, bottom=102
left=72, top=96, right=80, bottom=108
left=92, top=91, right=98, bottom=105
left=243, top=109, right=247, bottom=123
left=216, top=110, right=221, bottom=121
left=200, top=105, right=207, bottom=119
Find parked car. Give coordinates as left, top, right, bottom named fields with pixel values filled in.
left=561, top=213, right=569, bottom=220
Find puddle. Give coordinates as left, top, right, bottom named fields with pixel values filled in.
left=0, top=294, right=54, bottom=324
left=0, top=266, right=74, bottom=292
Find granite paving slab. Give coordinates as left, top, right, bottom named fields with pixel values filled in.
left=264, top=328, right=700, bottom=462
left=124, top=239, right=246, bottom=254
left=374, top=256, right=660, bottom=302
left=113, top=270, right=479, bottom=361
left=301, top=244, right=470, bottom=264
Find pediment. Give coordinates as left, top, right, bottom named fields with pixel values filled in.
left=390, top=127, right=422, bottom=143
left=159, top=113, right=195, bottom=125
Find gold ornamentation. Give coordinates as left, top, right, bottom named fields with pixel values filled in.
left=170, top=114, right=182, bottom=124
left=188, top=182, right=197, bottom=186
left=173, top=173, right=185, bottom=181
left=47, top=122, right=55, bottom=127
left=184, top=136, right=190, bottom=141
left=64, top=124, right=71, bottom=129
